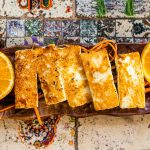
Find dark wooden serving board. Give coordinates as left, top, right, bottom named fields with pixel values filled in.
left=0, top=43, right=150, bottom=120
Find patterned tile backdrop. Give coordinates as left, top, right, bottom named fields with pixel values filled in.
left=0, top=0, right=150, bottom=150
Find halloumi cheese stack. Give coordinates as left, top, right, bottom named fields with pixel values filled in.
left=80, top=49, right=119, bottom=111
left=57, top=45, right=91, bottom=107
left=15, top=49, right=38, bottom=108
left=117, top=52, right=145, bottom=108
left=36, top=45, right=66, bottom=105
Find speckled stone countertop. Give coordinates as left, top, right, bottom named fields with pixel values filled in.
left=0, top=0, right=150, bottom=150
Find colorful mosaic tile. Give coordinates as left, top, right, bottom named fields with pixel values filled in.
left=6, top=38, right=24, bottom=47
left=25, top=19, right=43, bottom=36
left=0, top=19, right=6, bottom=37
left=116, top=0, right=150, bottom=18
left=44, top=37, right=61, bottom=45
left=24, top=36, right=44, bottom=46
left=0, top=116, right=75, bottom=150
left=133, top=19, right=150, bottom=38
left=19, top=116, right=60, bottom=149
left=97, top=19, right=115, bottom=38
left=116, top=37, right=134, bottom=43
left=80, top=20, right=97, bottom=37
left=76, top=0, right=118, bottom=18
left=80, top=37, right=97, bottom=45
left=134, top=38, right=148, bottom=44
left=0, top=0, right=73, bottom=18
left=7, top=20, right=25, bottom=37
left=0, top=38, right=6, bottom=48
left=63, top=37, right=80, bottom=44
left=62, top=20, right=80, bottom=37
left=116, top=19, right=133, bottom=37
left=44, top=20, right=62, bottom=37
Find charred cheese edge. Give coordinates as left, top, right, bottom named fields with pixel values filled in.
left=36, top=45, right=66, bottom=105
left=80, top=49, right=119, bottom=111
left=15, top=49, right=38, bottom=109
left=117, top=52, right=145, bottom=108
left=57, top=45, right=91, bottom=108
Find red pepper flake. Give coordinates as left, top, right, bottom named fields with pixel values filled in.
left=66, top=6, right=71, bottom=13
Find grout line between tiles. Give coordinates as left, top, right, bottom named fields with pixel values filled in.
left=74, top=117, right=78, bottom=150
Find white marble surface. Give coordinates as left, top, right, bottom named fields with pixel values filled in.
left=78, top=115, right=150, bottom=150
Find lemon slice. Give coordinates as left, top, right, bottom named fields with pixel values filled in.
left=0, top=51, right=14, bottom=100
left=141, top=42, right=150, bottom=83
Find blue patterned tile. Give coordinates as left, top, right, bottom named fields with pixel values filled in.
left=6, top=38, right=24, bottom=47
left=134, top=38, right=148, bottom=44
left=116, top=37, right=134, bottom=43
left=7, top=19, right=25, bottom=37
left=63, top=37, right=80, bottom=44
left=80, top=20, right=97, bottom=36
left=80, top=37, right=97, bottom=45
left=62, top=20, right=80, bottom=37
left=24, top=37, right=44, bottom=46
left=0, top=19, right=6, bottom=37
left=133, top=19, right=150, bottom=38
left=25, top=19, right=43, bottom=36
left=116, top=19, right=133, bottom=37
left=44, top=20, right=62, bottom=37
left=97, top=19, right=115, bottom=38
left=44, top=37, right=61, bottom=45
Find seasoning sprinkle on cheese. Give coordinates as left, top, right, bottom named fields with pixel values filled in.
left=57, top=45, right=91, bottom=107
left=117, top=52, right=145, bottom=108
left=81, top=49, right=119, bottom=111
left=36, top=45, right=66, bottom=105
left=15, top=49, right=38, bottom=108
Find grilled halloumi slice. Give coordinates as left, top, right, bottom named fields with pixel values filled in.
left=36, top=45, right=66, bottom=105
left=117, top=52, right=145, bottom=108
left=80, top=49, right=119, bottom=111
left=15, top=49, right=38, bottom=109
left=57, top=45, right=91, bottom=107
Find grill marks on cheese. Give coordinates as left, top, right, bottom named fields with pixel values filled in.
left=36, top=46, right=66, bottom=105
left=57, top=46, right=91, bottom=107
left=15, top=50, right=38, bottom=108
left=117, top=52, right=145, bottom=108
left=81, top=50, right=119, bottom=110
